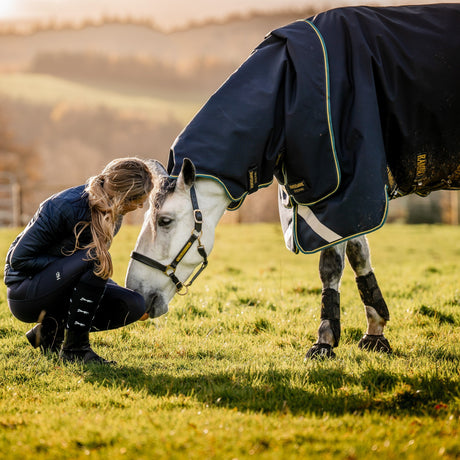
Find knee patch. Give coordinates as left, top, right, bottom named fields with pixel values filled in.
left=67, top=270, right=107, bottom=331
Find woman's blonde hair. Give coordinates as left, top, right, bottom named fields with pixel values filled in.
left=74, top=157, right=153, bottom=279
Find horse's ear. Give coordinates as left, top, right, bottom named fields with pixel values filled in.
left=176, top=158, right=196, bottom=191
left=146, top=159, right=168, bottom=178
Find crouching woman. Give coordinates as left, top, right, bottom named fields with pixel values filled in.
left=3, top=157, right=154, bottom=364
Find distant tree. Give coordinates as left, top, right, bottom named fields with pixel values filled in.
left=30, top=51, right=236, bottom=93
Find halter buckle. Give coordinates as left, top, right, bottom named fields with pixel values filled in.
left=194, top=209, right=203, bottom=224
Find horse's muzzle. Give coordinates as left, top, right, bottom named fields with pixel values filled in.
left=145, top=291, right=169, bottom=318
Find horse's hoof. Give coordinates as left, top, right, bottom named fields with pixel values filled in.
left=358, top=334, right=392, bottom=353
left=305, top=343, right=336, bottom=360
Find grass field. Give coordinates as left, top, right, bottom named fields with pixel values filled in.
left=0, top=223, right=459, bottom=459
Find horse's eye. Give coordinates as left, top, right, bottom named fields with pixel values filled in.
left=158, top=216, right=173, bottom=227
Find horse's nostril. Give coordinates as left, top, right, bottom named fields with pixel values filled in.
left=146, top=292, right=157, bottom=314
left=144, top=291, right=169, bottom=318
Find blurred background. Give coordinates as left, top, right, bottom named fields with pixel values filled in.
left=0, top=0, right=458, bottom=226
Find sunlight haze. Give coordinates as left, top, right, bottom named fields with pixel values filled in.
left=0, top=0, right=309, bottom=28
left=1, top=0, right=456, bottom=29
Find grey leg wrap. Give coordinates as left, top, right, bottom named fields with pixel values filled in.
left=356, top=273, right=390, bottom=321
left=321, top=288, right=341, bottom=347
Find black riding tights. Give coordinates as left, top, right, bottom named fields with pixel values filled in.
left=7, top=251, right=146, bottom=331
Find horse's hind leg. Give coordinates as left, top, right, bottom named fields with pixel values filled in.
left=346, top=235, right=392, bottom=353
left=305, top=242, right=346, bottom=359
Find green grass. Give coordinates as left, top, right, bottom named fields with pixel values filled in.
left=0, top=72, right=203, bottom=124
left=0, top=223, right=459, bottom=459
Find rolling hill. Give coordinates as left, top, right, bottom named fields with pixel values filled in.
left=0, top=10, right=315, bottom=70
left=1, top=11, right=316, bottom=222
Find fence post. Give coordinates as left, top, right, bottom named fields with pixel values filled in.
left=450, top=191, right=459, bottom=225
left=0, top=172, right=22, bottom=227
left=12, top=181, right=21, bottom=227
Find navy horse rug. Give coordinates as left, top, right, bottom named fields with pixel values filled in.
left=168, top=4, right=460, bottom=253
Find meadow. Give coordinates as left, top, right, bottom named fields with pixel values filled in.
left=0, top=72, right=203, bottom=125
left=0, top=223, right=459, bottom=459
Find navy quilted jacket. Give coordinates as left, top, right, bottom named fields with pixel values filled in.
left=4, top=185, right=93, bottom=286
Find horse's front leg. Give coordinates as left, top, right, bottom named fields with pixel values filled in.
left=346, top=235, right=392, bottom=353
left=306, top=242, right=346, bottom=359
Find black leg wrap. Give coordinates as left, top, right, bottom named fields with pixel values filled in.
left=321, top=288, right=341, bottom=347
left=356, top=273, right=390, bottom=321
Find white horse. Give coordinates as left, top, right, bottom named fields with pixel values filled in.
left=127, top=4, right=459, bottom=359
left=126, top=159, right=391, bottom=358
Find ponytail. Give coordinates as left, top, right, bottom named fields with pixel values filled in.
left=73, top=158, right=153, bottom=279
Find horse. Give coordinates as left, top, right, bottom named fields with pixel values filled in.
left=126, top=4, right=460, bottom=359
left=128, top=159, right=391, bottom=358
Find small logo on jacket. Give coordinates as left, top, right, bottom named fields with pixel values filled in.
left=56, top=271, right=61, bottom=281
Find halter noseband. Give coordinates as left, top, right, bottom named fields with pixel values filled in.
left=130, top=185, right=208, bottom=295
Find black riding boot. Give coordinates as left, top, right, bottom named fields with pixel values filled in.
left=60, top=329, right=112, bottom=364
left=59, top=270, right=114, bottom=364
left=25, top=315, right=65, bottom=354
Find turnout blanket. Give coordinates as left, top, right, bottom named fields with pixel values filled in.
left=168, top=4, right=460, bottom=253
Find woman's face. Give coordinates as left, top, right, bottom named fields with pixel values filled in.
left=120, top=195, right=148, bottom=215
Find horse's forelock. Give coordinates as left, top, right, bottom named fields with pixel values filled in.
left=148, top=175, right=176, bottom=231
left=151, top=176, right=176, bottom=205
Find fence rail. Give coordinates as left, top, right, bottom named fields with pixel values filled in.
left=0, top=178, right=459, bottom=228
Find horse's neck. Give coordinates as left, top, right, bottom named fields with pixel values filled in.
left=196, top=178, right=231, bottom=226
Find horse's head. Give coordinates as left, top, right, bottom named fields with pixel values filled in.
left=126, top=158, right=229, bottom=317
